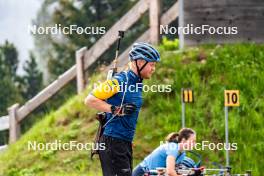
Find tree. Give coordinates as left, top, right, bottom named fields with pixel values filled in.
left=0, top=42, right=43, bottom=115
left=0, top=40, right=19, bottom=79
left=20, top=52, right=43, bottom=99
left=0, top=41, right=22, bottom=116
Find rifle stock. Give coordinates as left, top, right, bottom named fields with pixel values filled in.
left=91, top=112, right=106, bottom=159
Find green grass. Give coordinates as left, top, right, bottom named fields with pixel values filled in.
left=0, top=42, right=264, bottom=176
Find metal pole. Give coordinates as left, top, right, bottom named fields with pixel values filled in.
left=225, top=106, right=230, bottom=167
left=179, top=0, right=184, bottom=49
left=182, top=102, right=185, bottom=128
left=181, top=89, right=185, bottom=128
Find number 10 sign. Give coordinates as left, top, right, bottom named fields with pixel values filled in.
left=224, top=90, right=240, bottom=107
left=224, top=89, right=240, bottom=167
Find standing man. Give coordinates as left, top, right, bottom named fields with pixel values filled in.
left=85, top=42, right=160, bottom=176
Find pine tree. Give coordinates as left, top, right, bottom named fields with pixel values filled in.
left=21, top=52, right=43, bottom=99
left=0, top=41, right=22, bottom=116
left=0, top=40, right=19, bottom=80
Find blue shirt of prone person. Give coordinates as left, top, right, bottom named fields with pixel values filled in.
left=132, top=128, right=196, bottom=175
left=141, top=142, right=186, bottom=170
left=88, top=42, right=161, bottom=142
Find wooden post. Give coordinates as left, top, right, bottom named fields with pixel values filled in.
left=8, top=104, right=20, bottom=143
left=149, top=0, right=161, bottom=45
left=76, top=47, right=87, bottom=94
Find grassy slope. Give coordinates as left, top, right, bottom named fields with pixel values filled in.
left=0, top=43, right=263, bottom=176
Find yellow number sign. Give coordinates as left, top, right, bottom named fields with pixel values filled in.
left=225, top=90, right=240, bottom=107
left=182, top=89, right=194, bottom=103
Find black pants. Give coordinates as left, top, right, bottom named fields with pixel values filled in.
left=99, top=135, right=133, bottom=176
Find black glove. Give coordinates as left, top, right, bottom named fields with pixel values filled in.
left=111, top=103, right=137, bottom=116
left=121, top=103, right=137, bottom=115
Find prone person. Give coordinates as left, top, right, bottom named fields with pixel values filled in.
left=132, top=128, right=196, bottom=176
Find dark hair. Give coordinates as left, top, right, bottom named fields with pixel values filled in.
left=166, top=128, right=195, bottom=143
